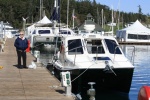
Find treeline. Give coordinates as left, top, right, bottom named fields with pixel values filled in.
left=0, top=0, right=149, bottom=28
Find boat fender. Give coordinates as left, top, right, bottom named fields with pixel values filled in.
left=60, top=44, right=64, bottom=53
left=26, top=40, right=30, bottom=52
left=138, top=85, right=150, bottom=100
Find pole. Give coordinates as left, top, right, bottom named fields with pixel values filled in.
left=67, top=0, right=69, bottom=29
left=112, top=6, right=114, bottom=36
left=72, top=9, right=75, bottom=29
left=40, top=0, right=42, bottom=20
left=101, top=9, right=103, bottom=28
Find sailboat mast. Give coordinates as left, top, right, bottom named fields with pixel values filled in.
left=101, top=9, right=103, bottom=28
left=39, top=0, right=43, bottom=20
left=117, top=0, right=120, bottom=30
left=72, top=9, right=75, bottom=29
left=67, top=0, right=69, bottom=29
left=112, top=6, right=114, bottom=36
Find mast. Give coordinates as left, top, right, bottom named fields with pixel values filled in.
left=101, top=9, right=103, bottom=28
left=97, top=7, right=100, bottom=25
left=40, top=0, right=42, bottom=20
left=117, top=0, right=120, bottom=30
left=72, top=9, right=75, bottom=29
left=67, top=0, right=69, bottom=29
left=112, top=6, right=114, bottom=36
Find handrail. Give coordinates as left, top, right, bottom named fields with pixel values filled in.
left=113, top=45, right=120, bottom=63
left=113, top=45, right=135, bottom=65
left=64, top=45, right=104, bottom=65
left=126, top=46, right=135, bottom=65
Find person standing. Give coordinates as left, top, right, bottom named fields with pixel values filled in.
left=14, top=29, right=28, bottom=69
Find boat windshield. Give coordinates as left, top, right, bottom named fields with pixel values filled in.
left=104, top=39, right=122, bottom=54
left=86, top=40, right=105, bottom=54
left=38, top=30, right=51, bottom=34
left=60, top=30, right=71, bottom=34
left=68, top=39, right=83, bottom=55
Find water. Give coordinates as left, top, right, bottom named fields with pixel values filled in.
left=35, top=45, right=150, bottom=100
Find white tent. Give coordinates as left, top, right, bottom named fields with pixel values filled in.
left=35, top=16, right=52, bottom=26
left=116, top=20, right=150, bottom=42
left=26, top=16, right=52, bottom=35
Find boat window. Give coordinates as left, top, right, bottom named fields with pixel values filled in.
left=68, top=39, right=83, bottom=55
left=32, top=30, right=36, bottom=34
left=60, top=30, right=71, bottom=34
left=128, top=34, right=150, bottom=40
left=38, top=30, right=51, bottom=34
left=86, top=40, right=105, bottom=54
left=104, top=39, right=122, bottom=54
left=53, top=37, right=62, bottom=48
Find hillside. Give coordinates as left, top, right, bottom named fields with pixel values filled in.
left=0, top=0, right=149, bottom=30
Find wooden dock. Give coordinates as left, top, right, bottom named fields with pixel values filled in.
left=0, top=38, right=74, bottom=100
left=118, top=41, right=150, bottom=45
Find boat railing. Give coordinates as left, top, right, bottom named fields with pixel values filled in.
left=113, top=45, right=135, bottom=65
left=124, top=46, right=136, bottom=65
left=65, top=45, right=104, bottom=64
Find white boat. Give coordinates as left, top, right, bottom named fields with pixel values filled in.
left=51, top=34, right=135, bottom=95
left=27, top=27, right=57, bottom=49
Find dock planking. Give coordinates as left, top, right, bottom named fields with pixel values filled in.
left=0, top=38, right=74, bottom=100
left=118, top=41, right=150, bottom=45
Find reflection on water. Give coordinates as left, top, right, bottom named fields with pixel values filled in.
left=35, top=45, right=150, bottom=100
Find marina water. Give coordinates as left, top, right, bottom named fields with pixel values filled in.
left=35, top=45, right=150, bottom=100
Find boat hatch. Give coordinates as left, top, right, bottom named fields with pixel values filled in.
left=104, top=39, right=122, bottom=54
left=68, top=39, right=83, bottom=55
left=38, top=30, right=51, bottom=34
left=93, top=57, right=111, bottom=60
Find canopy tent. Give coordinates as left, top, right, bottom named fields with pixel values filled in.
left=35, top=16, right=52, bottom=26
left=26, top=16, right=52, bottom=35
left=116, top=20, right=150, bottom=42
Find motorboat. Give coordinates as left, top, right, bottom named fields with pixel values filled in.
left=50, top=34, right=135, bottom=96
left=27, top=27, right=57, bottom=49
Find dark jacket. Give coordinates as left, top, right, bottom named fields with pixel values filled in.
left=14, top=37, right=28, bottom=51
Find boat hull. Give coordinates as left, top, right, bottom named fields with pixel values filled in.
left=52, top=66, right=134, bottom=94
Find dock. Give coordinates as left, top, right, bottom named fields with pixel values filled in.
left=118, top=41, right=150, bottom=45
left=0, top=38, right=74, bottom=100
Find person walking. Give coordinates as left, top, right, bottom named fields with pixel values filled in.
left=14, top=29, right=28, bottom=69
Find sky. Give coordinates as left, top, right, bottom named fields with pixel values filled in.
left=95, top=0, right=150, bottom=15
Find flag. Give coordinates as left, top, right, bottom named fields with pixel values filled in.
left=72, top=15, right=77, bottom=19
left=72, top=9, right=77, bottom=19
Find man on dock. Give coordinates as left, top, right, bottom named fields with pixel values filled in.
left=14, top=29, right=28, bottom=69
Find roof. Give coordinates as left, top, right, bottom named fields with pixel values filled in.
left=86, top=13, right=93, bottom=17
left=36, top=16, right=52, bottom=25
left=121, top=20, right=150, bottom=32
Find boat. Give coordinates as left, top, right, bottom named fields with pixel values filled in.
left=50, top=34, right=135, bottom=96
left=27, top=27, right=57, bottom=49
left=0, top=22, right=18, bottom=38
